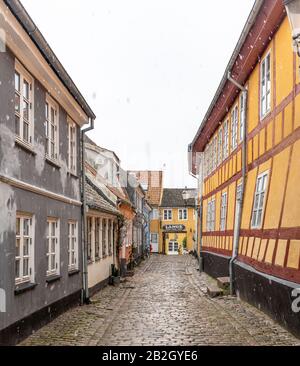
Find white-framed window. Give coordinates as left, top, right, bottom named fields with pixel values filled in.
left=178, top=208, right=188, bottom=220
left=108, top=219, right=113, bottom=256
left=251, top=172, right=268, bottom=228
left=45, top=95, right=59, bottom=161
left=15, top=214, right=34, bottom=284
left=94, top=217, right=101, bottom=259
left=231, top=105, right=238, bottom=151
left=239, top=93, right=245, bottom=142
left=46, top=218, right=60, bottom=276
left=151, top=209, right=159, bottom=220
left=151, top=233, right=158, bottom=243
left=260, top=52, right=271, bottom=119
left=204, top=145, right=209, bottom=178
left=213, top=136, right=218, bottom=170
left=15, top=61, right=34, bottom=145
left=217, top=128, right=223, bottom=166
left=68, top=117, right=77, bottom=174
left=163, top=209, right=172, bottom=221
left=207, top=199, right=215, bottom=232
left=223, top=120, right=229, bottom=158
left=220, top=192, right=227, bottom=231
left=102, top=218, right=107, bottom=257
left=68, top=221, right=78, bottom=271
left=236, top=183, right=243, bottom=202
left=87, top=216, right=93, bottom=261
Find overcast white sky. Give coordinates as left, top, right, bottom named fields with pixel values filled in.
left=22, top=0, right=254, bottom=188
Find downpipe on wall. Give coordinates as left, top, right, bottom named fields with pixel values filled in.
left=80, top=118, right=94, bottom=305
left=227, top=72, right=248, bottom=296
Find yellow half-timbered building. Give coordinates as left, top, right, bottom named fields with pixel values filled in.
left=189, top=0, right=300, bottom=337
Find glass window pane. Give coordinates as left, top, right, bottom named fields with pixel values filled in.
left=23, top=258, right=29, bottom=276
left=23, top=100, right=29, bottom=121
left=16, top=238, right=20, bottom=256
left=15, top=72, right=20, bottom=91
left=15, top=259, right=20, bottom=278
left=15, top=115, right=20, bottom=136
left=23, top=80, right=29, bottom=100
left=23, top=121, right=29, bottom=142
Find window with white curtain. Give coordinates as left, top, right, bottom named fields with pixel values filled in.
left=260, top=53, right=271, bottom=118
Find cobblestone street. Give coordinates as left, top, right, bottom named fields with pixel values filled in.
left=21, top=255, right=299, bottom=346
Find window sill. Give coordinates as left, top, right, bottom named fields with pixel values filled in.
left=46, top=274, right=61, bottom=284
left=68, top=269, right=80, bottom=277
left=260, top=110, right=272, bottom=122
left=15, top=137, right=36, bottom=155
left=45, top=156, right=61, bottom=169
left=68, top=171, right=79, bottom=179
left=15, top=282, right=37, bottom=295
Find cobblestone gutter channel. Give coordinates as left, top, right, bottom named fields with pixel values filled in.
left=20, top=255, right=300, bottom=346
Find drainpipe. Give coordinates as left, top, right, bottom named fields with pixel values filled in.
left=189, top=152, right=204, bottom=272
left=227, top=72, right=248, bottom=295
left=81, top=118, right=94, bottom=304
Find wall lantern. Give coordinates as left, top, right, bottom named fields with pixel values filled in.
left=284, top=0, right=300, bottom=56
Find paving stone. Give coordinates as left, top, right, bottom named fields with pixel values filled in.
left=20, top=255, right=300, bottom=346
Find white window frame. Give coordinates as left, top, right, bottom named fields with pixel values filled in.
left=207, top=199, right=215, bottom=232
left=251, top=171, right=268, bottom=229
left=68, top=221, right=78, bottom=271
left=220, top=192, right=227, bottom=231
left=217, top=128, right=223, bottom=166
left=46, top=218, right=60, bottom=277
left=68, top=117, right=77, bottom=174
left=45, top=94, right=59, bottom=161
left=223, top=119, right=229, bottom=159
left=151, top=209, right=159, bottom=220
left=260, top=52, right=271, bottom=119
left=15, top=214, right=35, bottom=285
left=178, top=208, right=188, bottom=220
left=163, top=209, right=172, bottom=221
left=15, top=60, right=34, bottom=145
left=231, top=105, right=238, bottom=151
left=239, top=93, right=245, bottom=142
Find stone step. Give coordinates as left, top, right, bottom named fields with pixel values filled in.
left=206, top=285, right=223, bottom=298
left=217, top=277, right=230, bottom=290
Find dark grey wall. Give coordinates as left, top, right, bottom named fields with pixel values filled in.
left=0, top=47, right=82, bottom=332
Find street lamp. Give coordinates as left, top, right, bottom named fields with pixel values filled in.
left=284, top=0, right=300, bottom=56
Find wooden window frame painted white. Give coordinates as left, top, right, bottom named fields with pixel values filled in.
left=223, top=119, right=229, bottom=159
left=220, top=192, right=227, bottom=231
left=67, top=117, right=77, bottom=174
left=239, top=93, right=245, bottom=142
left=217, top=128, right=223, bottom=166
left=45, top=94, right=59, bottom=162
left=68, top=220, right=78, bottom=271
left=178, top=208, right=188, bottom=221
left=213, top=135, right=217, bottom=171
left=251, top=171, right=268, bottom=229
left=94, top=217, right=101, bottom=260
left=46, top=218, right=60, bottom=277
left=231, top=105, right=238, bottom=152
left=15, top=213, right=35, bottom=285
left=260, top=52, right=271, bottom=119
left=15, top=60, right=34, bottom=146
left=87, top=216, right=93, bottom=261
left=151, top=209, right=159, bottom=220
left=163, top=209, right=172, bottom=221
left=207, top=199, right=215, bottom=232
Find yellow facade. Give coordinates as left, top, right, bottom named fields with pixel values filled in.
left=159, top=207, right=196, bottom=255
left=195, top=15, right=300, bottom=283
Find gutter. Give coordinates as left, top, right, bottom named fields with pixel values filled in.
left=189, top=0, right=263, bottom=160
left=81, top=118, right=94, bottom=304
left=227, top=72, right=248, bottom=295
left=4, top=0, right=96, bottom=120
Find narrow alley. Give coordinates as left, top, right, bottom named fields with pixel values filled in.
left=21, top=255, right=299, bottom=346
